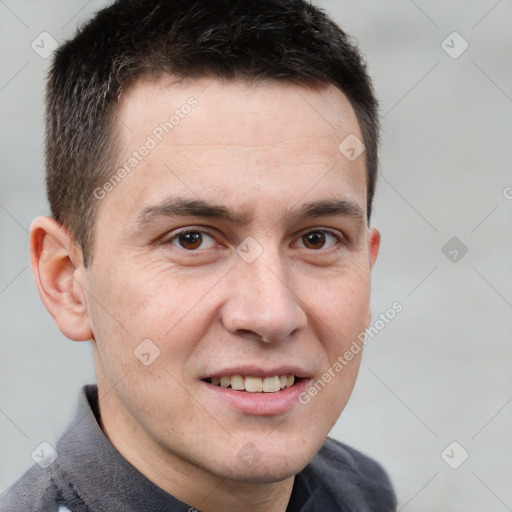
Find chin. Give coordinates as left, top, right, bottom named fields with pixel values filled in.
left=226, top=460, right=307, bottom=485
left=209, top=442, right=318, bottom=484
left=244, top=467, right=305, bottom=484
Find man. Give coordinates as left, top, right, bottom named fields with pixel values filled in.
left=1, top=0, right=397, bottom=510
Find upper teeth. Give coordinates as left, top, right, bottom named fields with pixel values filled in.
left=210, top=375, right=295, bottom=393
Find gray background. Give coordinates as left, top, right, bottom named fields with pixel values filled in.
left=1, top=1, right=511, bottom=510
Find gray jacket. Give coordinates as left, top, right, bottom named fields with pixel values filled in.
left=0, top=385, right=397, bottom=511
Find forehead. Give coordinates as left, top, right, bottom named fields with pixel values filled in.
left=99, top=76, right=367, bottom=228
left=116, top=76, right=361, bottom=142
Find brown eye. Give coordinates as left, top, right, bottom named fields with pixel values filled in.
left=302, top=231, right=326, bottom=249
left=299, top=230, right=340, bottom=250
left=178, top=232, right=203, bottom=250
left=166, top=230, right=217, bottom=251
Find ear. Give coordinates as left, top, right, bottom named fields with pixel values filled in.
left=29, top=216, right=93, bottom=341
left=364, top=227, right=381, bottom=327
left=368, top=227, right=380, bottom=270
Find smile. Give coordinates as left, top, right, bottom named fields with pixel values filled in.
left=203, top=374, right=299, bottom=393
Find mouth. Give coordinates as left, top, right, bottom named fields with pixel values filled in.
left=199, top=366, right=312, bottom=415
left=202, top=374, right=303, bottom=393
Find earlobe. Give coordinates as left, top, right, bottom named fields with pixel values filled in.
left=29, top=216, right=93, bottom=342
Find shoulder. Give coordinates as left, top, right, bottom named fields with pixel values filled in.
left=303, top=436, right=397, bottom=511
left=0, top=464, right=64, bottom=512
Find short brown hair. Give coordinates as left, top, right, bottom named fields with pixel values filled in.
left=45, top=0, right=379, bottom=266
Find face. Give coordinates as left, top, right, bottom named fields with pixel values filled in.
left=76, top=77, right=380, bottom=485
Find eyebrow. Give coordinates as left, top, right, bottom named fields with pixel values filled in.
left=135, top=196, right=364, bottom=227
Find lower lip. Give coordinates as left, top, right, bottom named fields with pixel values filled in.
left=202, top=378, right=311, bottom=416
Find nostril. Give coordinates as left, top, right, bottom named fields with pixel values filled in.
left=236, top=331, right=277, bottom=344
left=237, top=330, right=262, bottom=340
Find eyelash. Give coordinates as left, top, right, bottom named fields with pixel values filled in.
left=161, top=227, right=346, bottom=253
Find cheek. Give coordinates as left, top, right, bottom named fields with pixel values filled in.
left=309, top=270, right=371, bottom=350
left=86, top=261, right=219, bottom=369
left=86, top=266, right=197, bottom=414
left=89, top=259, right=180, bottom=332
left=323, top=276, right=370, bottom=403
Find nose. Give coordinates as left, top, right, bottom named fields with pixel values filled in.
left=221, top=248, right=307, bottom=343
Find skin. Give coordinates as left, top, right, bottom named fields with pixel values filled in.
left=30, top=77, right=380, bottom=512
